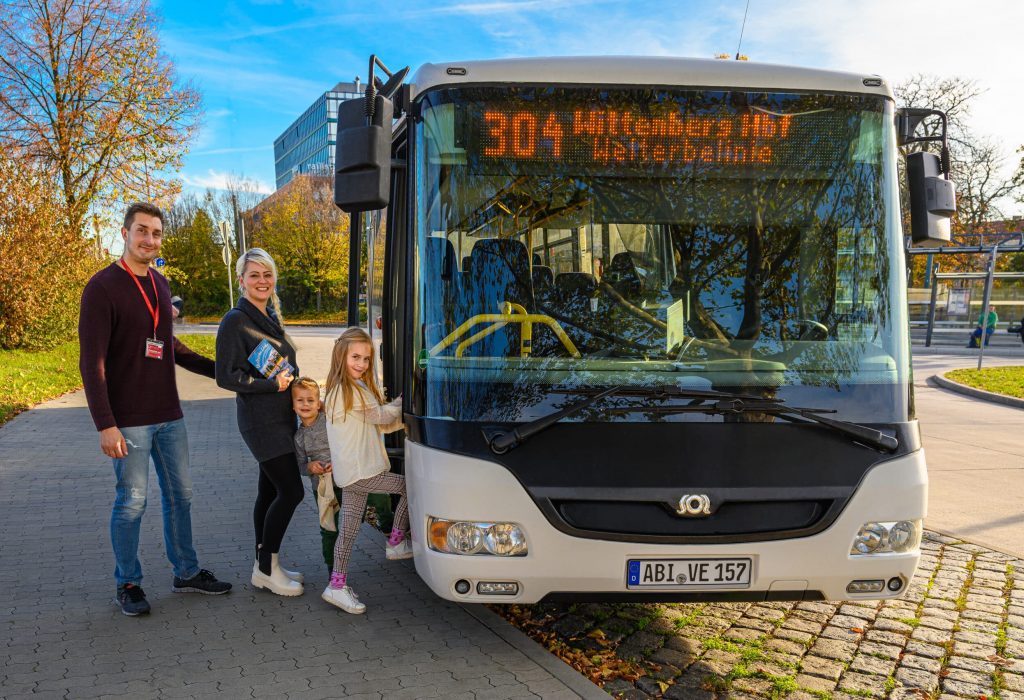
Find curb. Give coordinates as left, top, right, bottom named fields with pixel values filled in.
left=365, top=527, right=606, bottom=699
left=929, top=373, right=1024, bottom=409
left=926, top=525, right=1024, bottom=561
left=459, top=603, right=609, bottom=700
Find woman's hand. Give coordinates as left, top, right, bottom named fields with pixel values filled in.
left=308, top=460, right=332, bottom=475
left=275, top=369, right=293, bottom=392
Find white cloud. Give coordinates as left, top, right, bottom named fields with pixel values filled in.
left=741, top=0, right=1023, bottom=213
left=180, top=170, right=274, bottom=195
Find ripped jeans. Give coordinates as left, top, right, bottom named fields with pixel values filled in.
left=111, top=419, right=199, bottom=586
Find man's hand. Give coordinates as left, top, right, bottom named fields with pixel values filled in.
left=100, top=426, right=127, bottom=459
left=275, top=369, right=293, bottom=392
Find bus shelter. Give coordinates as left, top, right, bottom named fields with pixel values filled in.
left=907, top=238, right=1024, bottom=367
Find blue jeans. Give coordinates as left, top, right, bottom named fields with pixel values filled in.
left=969, top=327, right=994, bottom=347
left=111, top=419, right=200, bottom=586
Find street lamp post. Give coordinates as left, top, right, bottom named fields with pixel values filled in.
left=219, top=220, right=234, bottom=308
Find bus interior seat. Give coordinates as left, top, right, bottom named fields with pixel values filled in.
left=425, top=237, right=456, bottom=281
left=605, top=252, right=641, bottom=297
left=556, top=272, right=598, bottom=309
left=530, top=265, right=560, bottom=355
left=552, top=272, right=600, bottom=351
left=532, top=265, right=556, bottom=306
left=468, top=238, right=535, bottom=311
left=464, top=238, right=535, bottom=356
left=422, top=237, right=460, bottom=348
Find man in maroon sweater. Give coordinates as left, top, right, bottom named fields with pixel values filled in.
left=79, top=202, right=231, bottom=616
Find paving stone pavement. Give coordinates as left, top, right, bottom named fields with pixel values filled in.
left=0, top=335, right=603, bottom=700
left=509, top=532, right=1024, bottom=699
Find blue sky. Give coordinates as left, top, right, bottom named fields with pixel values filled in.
left=157, top=0, right=1023, bottom=210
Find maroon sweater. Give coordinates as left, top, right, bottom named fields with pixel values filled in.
left=79, top=262, right=215, bottom=431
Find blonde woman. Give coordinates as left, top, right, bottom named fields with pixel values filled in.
left=215, top=248, right=305, bottom=597
left=322, top=327, right=412, bottom=614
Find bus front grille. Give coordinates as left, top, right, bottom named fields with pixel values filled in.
left=552, top=498, right=834, bottom=540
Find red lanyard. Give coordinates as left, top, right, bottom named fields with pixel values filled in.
left=119, top=259, right=160, bottom=339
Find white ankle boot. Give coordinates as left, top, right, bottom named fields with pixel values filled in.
left=251, top=554, right=304, bottom=596
left=252, top=559, right=303, bottom=583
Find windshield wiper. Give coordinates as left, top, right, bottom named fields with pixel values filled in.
left=482, top=387, right=899, bottom=454
left=482, top=385, right=763, bottom=454
left=711, top=398, right=899, bottom=453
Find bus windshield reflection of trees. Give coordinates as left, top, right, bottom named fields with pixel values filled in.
left=414, top=87, right=907, bottom=424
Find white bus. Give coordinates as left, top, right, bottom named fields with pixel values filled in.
left=335, top=56, right=956, bottom=604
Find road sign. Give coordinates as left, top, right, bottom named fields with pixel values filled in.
left=155, top=257, right=166, bottom=267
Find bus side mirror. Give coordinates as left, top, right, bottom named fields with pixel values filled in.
left=906, top=151, right=956, bottom=247
left=334, top=94, right=393, bottom=213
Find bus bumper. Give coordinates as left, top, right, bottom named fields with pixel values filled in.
left=404, top=441, right=927, bottom=604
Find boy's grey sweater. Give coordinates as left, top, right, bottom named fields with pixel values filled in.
left=294, top=412, right=331, bottom=467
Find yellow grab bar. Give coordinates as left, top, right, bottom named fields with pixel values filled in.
left=429, top=303, right=580, bottom=358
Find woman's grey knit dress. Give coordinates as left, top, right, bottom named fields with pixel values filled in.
left=215, top=298, right=299, bottom=462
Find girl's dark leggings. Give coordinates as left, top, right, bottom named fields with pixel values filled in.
left=254, top=452, right=304, bottom=563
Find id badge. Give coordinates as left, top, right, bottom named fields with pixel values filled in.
left=145, top=338, right=164, bottom=360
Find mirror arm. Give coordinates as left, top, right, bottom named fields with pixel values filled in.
left=897, top=107, right=951, bottom=178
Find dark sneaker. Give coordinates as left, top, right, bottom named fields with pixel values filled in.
left=172, top=569, right=232, bottom=595
left=115, top=583, right=151, bottom=616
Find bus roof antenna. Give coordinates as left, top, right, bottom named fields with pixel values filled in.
left=735, top=0, right=751, bottom=60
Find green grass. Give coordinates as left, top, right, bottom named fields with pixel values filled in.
left=0, top=341, right=83, bottom=425
left=177, top=333, right=216, bottom=357
left=187, top=307, right=364, bottom=327
left=0, top=333, right=216, bottom=426
left=945, top=366, right=1024, bottom=399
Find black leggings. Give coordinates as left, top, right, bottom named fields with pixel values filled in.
left=254, top=452, right=304, bottom=559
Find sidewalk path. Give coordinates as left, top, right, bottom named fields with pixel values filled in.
left=0, top=336, right=602, bottom=699
left=912, top=353, right=1024, bottom=557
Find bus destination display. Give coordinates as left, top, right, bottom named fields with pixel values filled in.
left=481, top=109, right=799, bottom=167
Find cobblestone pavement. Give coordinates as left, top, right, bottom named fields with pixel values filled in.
left=0, top=340, right=600, bottom=700
left=502, top=532, right=1024, bottom=699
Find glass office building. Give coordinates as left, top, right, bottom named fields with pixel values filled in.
left=274, top=80, right=361, bottom=190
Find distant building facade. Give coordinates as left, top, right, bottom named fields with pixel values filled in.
left=273, top=80, right=362, bottom=190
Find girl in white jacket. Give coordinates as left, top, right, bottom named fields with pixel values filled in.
left=322, top=327, right=412, bottom=614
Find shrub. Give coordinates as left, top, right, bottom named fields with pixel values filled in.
left=0, top=155, right=103, bottom=349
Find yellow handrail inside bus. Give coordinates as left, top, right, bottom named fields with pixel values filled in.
left=429, top=302, right=581, bottom=358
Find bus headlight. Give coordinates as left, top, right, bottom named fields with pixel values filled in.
left=888, top=521, right=919, bottom=553
left=446, top=521, right=484, bottom=554
left=851, top=520, right=921, bottom=555
left=428, top=517, right=528, bottom=556
left=484, top=523, right=528, bottom=556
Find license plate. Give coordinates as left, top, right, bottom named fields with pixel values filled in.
left=627, top=557, right=752, bottom=588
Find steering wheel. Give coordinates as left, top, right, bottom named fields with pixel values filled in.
left=797, top=319, right=829, bottom=341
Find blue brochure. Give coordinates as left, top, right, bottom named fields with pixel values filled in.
left=247, top=339, right=294, bottom=379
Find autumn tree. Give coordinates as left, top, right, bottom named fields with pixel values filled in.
left=249, top=175, right=350, bottom=314
left=0, top=152, right=101, bottom=348
left=895, top=75, right=1022, bottom=281
left=0, top=0, right=201, bottom=235
left=161, top=196, right=231, bottom=315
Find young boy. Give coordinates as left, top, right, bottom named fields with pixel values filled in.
left=291, top=377, right=343, bottom=573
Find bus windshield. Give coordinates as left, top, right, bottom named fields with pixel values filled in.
left=413, top=85, right=908, bottom=424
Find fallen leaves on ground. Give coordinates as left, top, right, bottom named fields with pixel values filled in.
left=491, top=605, right=646, bottom=686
